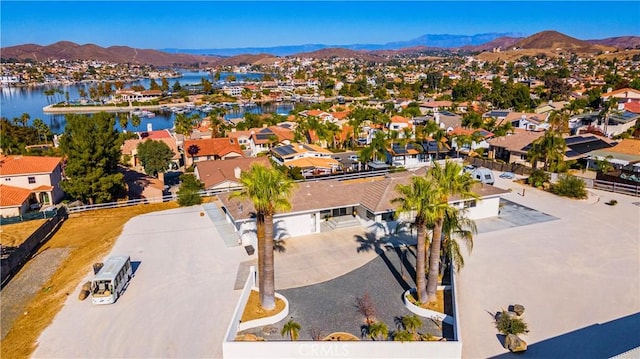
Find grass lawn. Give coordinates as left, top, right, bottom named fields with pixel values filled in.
left=0, top=219, right=47, bottom=247
left=0, top=202, right=179, bottom=359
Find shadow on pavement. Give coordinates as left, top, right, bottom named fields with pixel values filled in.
left=490, top=312, right=640, bottom=359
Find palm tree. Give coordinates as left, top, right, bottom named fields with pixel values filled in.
left=230, top=164, right=295, bottom=310
left=281, top=318, right=301, bottom=340
left=527, top=131, right=566, bottom=171
left=392, top=176, right=442, bottom=302
left=401, top=315, right=422, bottom=339
left=441, top=206, right=477, bottom=274
left=432, top=128, right=447, bottom=160
left=368, top=321, right=389, bottom=341
left=393, top=330, right=414, bottom=342
left=425, top=161, right=477, bottom=304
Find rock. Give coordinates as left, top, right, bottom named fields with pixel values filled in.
left=510, top=304, right=525, bottom=316
left=504, top=334, right=527, bottom=352
left=81, top=281, right=91, bottom=291
left=78, top=290, right=89, bottom=301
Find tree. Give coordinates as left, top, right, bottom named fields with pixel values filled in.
left=425, top=161, right=476, bottom=304
left=177, top=173, right=204, bottom=206
left=174, top=113, right=197, bottom=139
left=59, top=112, right=124, bottom=205
left=401, top=315, right=422, bottom=339
left=527, top=131, right=566, bottom=171
left=281, top=319, right=301, bottom=341
left=230, top=164, right=295, bottom=310
left=441, top=206, right=476, bottom=274
left=368, top=321, right=389, bottom=341
left=32, top=118, right=52, bottom=143
left=137, top=140, right=174, bottom=177
left=393, top=176, right=443, bottom=303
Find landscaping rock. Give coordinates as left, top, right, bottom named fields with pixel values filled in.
left=78, top=290, right=89, bottom=301
left=504, top=333, right=527, bottom=352
left=511, top=304, right=525, bottom=316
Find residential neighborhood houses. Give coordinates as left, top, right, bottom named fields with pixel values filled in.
left=2, top=35, right=640, bottom=359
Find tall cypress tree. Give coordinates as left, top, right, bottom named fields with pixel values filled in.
left=60, top=112, right=124, bottom=204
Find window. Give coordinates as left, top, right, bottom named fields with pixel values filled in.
left=463, top=200, right=477, bottom=209
left=28, top=176, right=36, bottom=184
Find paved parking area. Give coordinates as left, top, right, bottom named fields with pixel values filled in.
left=33, top=208, right=378, bottom=358
left=458, top=176, right=640, bottom=358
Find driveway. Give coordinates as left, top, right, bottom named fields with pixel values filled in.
left=458, top=176, right=640, bottom=358
left=33, top=207, right=378, bottom=358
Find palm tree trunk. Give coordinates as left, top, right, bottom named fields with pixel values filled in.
left=261, top=212, right=276, bottom=310
left=426, top=217, right=444, bottom=304
left=415, top=221, right=427, bottom=303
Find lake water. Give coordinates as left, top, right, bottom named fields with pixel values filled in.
left=0, top=70, right=293, bottom=133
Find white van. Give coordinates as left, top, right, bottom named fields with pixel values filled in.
left=471, top=167, right=495, bottom=185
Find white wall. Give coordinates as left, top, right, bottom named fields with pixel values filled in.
left=223, top=340, right=461, bottom=359
left=274, top=212, right=318, bottom=238
left=465, top=196, right=500, bottom=220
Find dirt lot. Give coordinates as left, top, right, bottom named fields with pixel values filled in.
left=1, top=219, right=47, bottom=247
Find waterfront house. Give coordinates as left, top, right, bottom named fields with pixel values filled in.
left=246, top=126, right=294, bottom=157
left=271, top=143, right=340, bottom=176
left=184, top=137, right=244, bottom=167
left=0, top=155, right=64, bottom=216
left=121, top=129, right=181, bottom=169
left=194, top=157, right=271, bottom=191
left=114, top=89, right=162, bottom=103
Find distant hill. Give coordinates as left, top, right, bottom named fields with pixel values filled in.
left=288, top=48, right=389, bottom=62
left=0, top=41, right=221, bottom=66
left=513, top=30, right=597, bottom=51
left=587, top=36, right=640, bottom=49
left=216, top=53, right=280, bottom=66
left=460, top=36, right=523, bottom=52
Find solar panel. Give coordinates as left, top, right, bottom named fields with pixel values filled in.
left=565, top=136, right=595, bottom=145
left=256, top=134, right=272, bottom=141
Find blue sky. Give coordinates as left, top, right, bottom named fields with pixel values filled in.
left=1, top=1, right=639, bottom=49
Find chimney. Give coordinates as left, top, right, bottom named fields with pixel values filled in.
left=434, top=112, right=440, bottom=124
left=234, top=166, right=241, bottom=179
left=607, top=87, right=612, bottom=93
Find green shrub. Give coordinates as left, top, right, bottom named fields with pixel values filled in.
left=527, top=169, right=549, bottom=187
left=551, top=175, right=587, bottom=199
left=495, top=311, right=529, bottom=335
left=177, top=173, right=204, bottom=206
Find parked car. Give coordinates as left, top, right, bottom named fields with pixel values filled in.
left=499, top=172, right=516, bottom=179
left=347, top=154, right=360, bottom=161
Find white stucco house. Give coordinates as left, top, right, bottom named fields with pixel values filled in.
left=217, top=167, right=508, bottom=247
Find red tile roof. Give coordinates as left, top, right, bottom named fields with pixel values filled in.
left=0, top=184, right=32, bottom=207
left=0, top=156, right=62, bottom=176
left=625, top=102, right=640, bottom=114
left=139, top=129, right=173, bottom=140
left=184, top=137, right=243, bottom=158
left=195, top=157, right=271, bottom=189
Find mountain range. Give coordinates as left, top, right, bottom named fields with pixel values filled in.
left=161, top=32, right=526, bottom=56
left=1, top=31, right=639, bottom=67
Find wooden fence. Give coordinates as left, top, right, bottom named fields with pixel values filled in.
left=593, top=180, right=640, bottom=197
left=466, top=157, right=534, bottom=176
left=1, top=207, right=68, bottom=287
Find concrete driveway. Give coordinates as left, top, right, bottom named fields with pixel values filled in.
left=33, top=206, right=378, bottom=358
left=458, top=176, right=640, bottom=358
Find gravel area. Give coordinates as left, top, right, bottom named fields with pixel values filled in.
left=240, top=234, right=445, bottom=341
left=1, top=248, right=71, bottom=339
